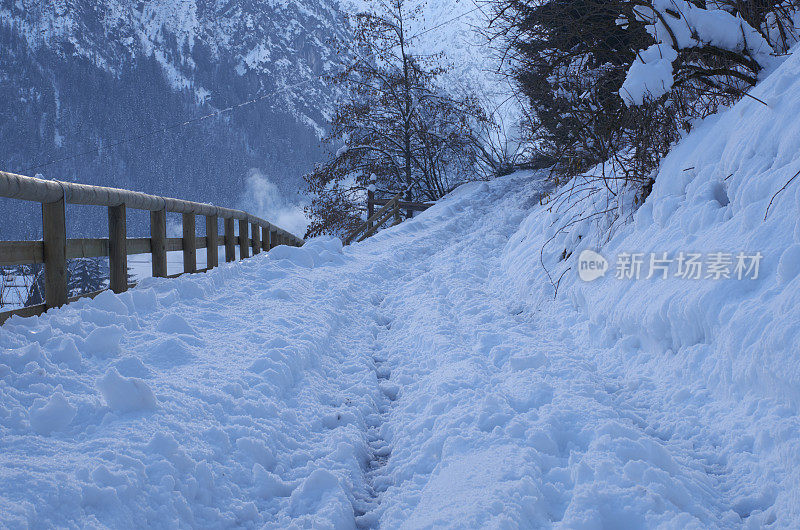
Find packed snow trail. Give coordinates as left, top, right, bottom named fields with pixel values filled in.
left=2, top=170, right=796, bottom=527
left=343, top=178, right=778, bottom=528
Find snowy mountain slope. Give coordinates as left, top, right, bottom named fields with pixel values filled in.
left=2, top=44, right=800, bottom=528
left=0, top=0, right=350, bottom=239
left=2, top=0, right=344, bottom=125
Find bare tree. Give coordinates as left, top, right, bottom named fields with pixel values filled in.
left=304, top=0, right=486, bottom=238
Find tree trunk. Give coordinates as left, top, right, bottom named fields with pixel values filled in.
left=399, top=2, right=414, bottom=219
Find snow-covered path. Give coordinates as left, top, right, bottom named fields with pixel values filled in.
left=346, top=177, right=766, bottom=528
left=2, top=171, right=798, bottom=527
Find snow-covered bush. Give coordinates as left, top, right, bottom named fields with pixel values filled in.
left=488, top=0, right=680, bottom=198
left=621, top=0, right=799, bottom=107
left=492, top=0, right=798, bottom=226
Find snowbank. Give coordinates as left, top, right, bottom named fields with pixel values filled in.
left=503, top=45, right=800, bottom=525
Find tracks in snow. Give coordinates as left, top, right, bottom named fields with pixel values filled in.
left=333, top=177, right=751, bottom=525
left=353, top=298, right=399, bottom=528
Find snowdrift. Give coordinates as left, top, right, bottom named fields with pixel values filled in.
left=505, top=44, right=800, bottom=406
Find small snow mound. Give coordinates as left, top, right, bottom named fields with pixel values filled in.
left=3, top=343, right=48, bottom=373
left=91, top=291, right=130, bottom=316
left=269, top=236, right=345, bottom=269
left=155, top=314, right=196, bottom=336
left=268, top=245, right=315, bottom=268
left=50, top=337, right=82, bottom=370
left=236, top=437, right=276, bottom=469
left=128, top=288, right=158, bottom=314
left=306, top=235, right=343, bottom=254
left=97, top=368, right=157, bottom=413
left=171, top=278, right=208, bottom=300
left=29, top=389, right=76, bottom=435
left=82, top=325, right=125, bottom=358
left=112, top=356, right=153, bottom=378
left=147, top=431, right=179, bottom=456
left=253, top=464, right=294, bottom=498
left=288, top=469, right=352, bottom=523
left=147, top=338, right=195, bottom=368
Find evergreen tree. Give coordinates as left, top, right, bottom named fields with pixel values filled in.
left=23, top=264, right=45, bottom=307
left=68, top=258, right=109, bottom=297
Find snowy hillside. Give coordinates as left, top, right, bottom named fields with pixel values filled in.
left=502, top=43, right=800, bottom=525
left=2, top=40, right=800, bottom=529
left=1, top=0, right=344, bottom=127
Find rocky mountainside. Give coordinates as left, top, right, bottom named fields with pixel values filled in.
left=0, top=0, right=350, bottom=238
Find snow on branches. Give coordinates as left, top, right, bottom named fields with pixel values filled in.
left=620, top=0, right=788, bottom=106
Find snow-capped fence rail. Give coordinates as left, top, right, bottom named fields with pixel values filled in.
left=0, top=170, right=304, bottom=324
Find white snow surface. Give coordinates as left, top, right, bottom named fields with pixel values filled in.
left=620, top=43, right=678, bottom=106
left=3, top=48, right=800, bottom=527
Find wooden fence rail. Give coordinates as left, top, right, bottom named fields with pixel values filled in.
left=343, top=191, right=434, bottom=246
left=344, top=192, right=403, bottom=246
left=0, top=170, right=304, bottom=324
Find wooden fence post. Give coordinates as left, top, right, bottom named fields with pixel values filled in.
left=252, top=222, right=261, bottom=254
left=206, top=215, right=218, bottom=270
left=224, top=217, right=236, bottom=262
left=108, top=204, right=128, bottom=293
left=42, top=198, right=68, bottom=309
left=239, top=219, right=249, bottom=259
left=368, top=189, right=375, bottom=231
left=150, top=209, right=167, bottom=278
left=261, top=226, right=270, bottom=252
left=269, top=228, right=277, bottom=250
left=368, top=174, right=376, bottom=230
left=182, top=213, right=196, bottom=273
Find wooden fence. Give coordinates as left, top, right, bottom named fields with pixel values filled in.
left=343, top=190, right=433, bottom=245
left=0, top=171, right=304, bottom=324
